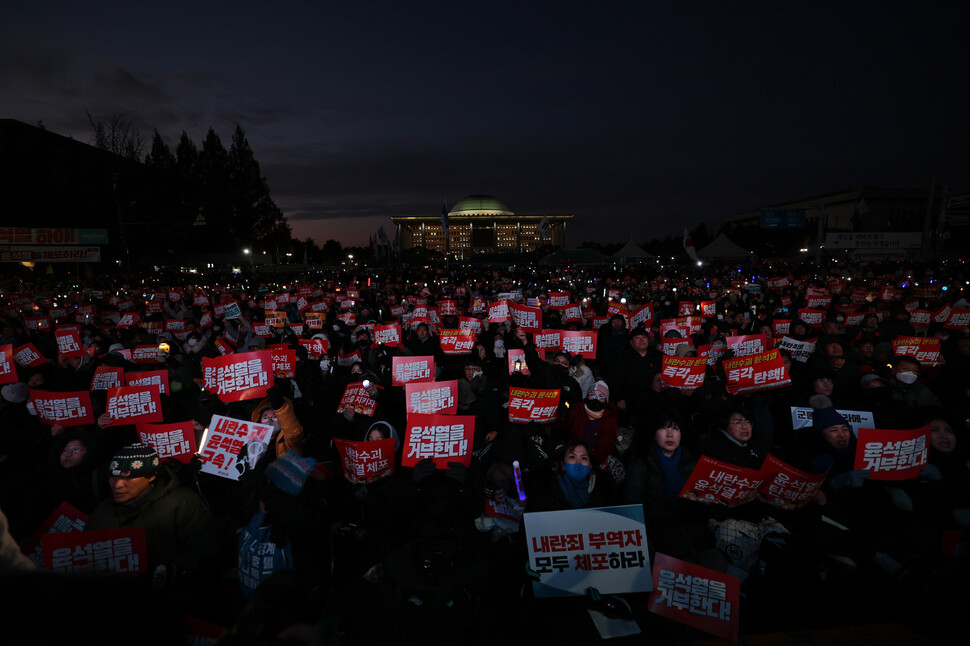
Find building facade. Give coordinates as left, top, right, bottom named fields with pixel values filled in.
left=392, top=194, right=572, bottom=256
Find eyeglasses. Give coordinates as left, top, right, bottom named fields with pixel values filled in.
left=61, top=447, right=84, bottom=455
left=589, top=393, right=607, bottom=402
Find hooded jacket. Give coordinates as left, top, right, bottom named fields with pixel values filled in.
left=251, top=395, right=304, bottom=458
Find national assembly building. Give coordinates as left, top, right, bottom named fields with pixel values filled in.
left=391, top=194, right=573, bottom=256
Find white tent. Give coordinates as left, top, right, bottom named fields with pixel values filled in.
left=698, top=233, right=752, bottom=260
left=611, top=237, right=655, bottom=263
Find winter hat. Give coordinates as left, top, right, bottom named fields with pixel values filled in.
left=109, top=443, right=160, bottom=478
left=629, top=326, right=649, bottom=339
left=591, top=380, right=610, bottom=402
left=813, top=407, right=849, bottom=434
left=860, top=373, right=889, bottom=388
left=1, top=382, right=28, bottom=404
left=674, top=343, right=693, bottom=358
left=265, top=450, right=318, bottom=496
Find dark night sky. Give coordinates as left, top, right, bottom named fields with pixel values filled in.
left=3, top=1, right=969, bottom=247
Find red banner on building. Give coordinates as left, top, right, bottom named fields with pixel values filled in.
left=337, top=384, right=378, bottom=417
left=648, top=552, right=740, bottom=642
left=723, top=349, right=790, bottom=394
left=29, top=389, right=94, bottom=427
left=561, top=331, right=597, bottom=359
left=854, top=425, right=930, bottom=480
left=137, top=421, right=197, bottom=463
left=402, top=413, right=475, bottom=468
left=334, top=437, right=396, bottom=484
left=202, top=350, right=272, bottom=403
left=405, top=380, right=458, bottom=415
left=44, top=527, right=148, bottom=576
left=391, top=355, right=435, bottom=385
left=660, top=356, right=707, bottom=392
left=508, top=387, right=560, bottom=423
left=439, top=329, right=476, bottom=355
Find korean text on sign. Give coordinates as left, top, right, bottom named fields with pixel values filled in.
left=43, top=527, right=147, bottom=576
left=660, top=356, right=706, bottom=392
left=508, top=387, right=561, bottom=424
left=391, top=356, right=435, bottom=385
left=334, top=437, right=396, bottom=484
left=648, top=552, right=739, bottom=642
left=402, top=413, right=475, bottom=468
left=405, top=380, right=458, bottom=415
left=29, top=389, right=95, bottom=427
left=854, top=425, right=930, bottom=480
left=202, top=351, right=272, bottom=403
left=198, top=414, right=274, bottom=481
left=137, top=421, right=197, bottom=463
left=524, top=505, right=652, bottom=597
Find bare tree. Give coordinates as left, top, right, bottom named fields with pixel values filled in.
left=86, top=110, right=145, bottom=161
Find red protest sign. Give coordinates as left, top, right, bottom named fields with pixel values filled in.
left=334, top=437, right=396, bottom=484
left=944, top=308, right=970, bottom=330
left=509, top=302, right=542, bottom=333
left=725, top=334, right=767, bottom=357
left=534, top=329, right=562, bottom=352
left=508, top=349, right=531, bottom=375
left=298, top=338, right=327, bottom=359
left=337, top=384, right=378, bottom=417
left=628, top=303, right=653, bottom=329
left=438, top=299, right=458, bottom=316
left=723, top=349, right=790, bottom=394
left=757, top=454, right=826, bottom=510
left=660, top=356, right=706, bottom=392
left=679, top=455, right=767, bottom=506
left=270, top=347, right=296, bottom=377
left=105, top=385, right=164, bottom=424
left=137, top=421, right=197, bottom=463
left=198, top=414, right=275, bottom=481
left=0, top=344, right=16, bottom=385
left=548, top=292, right=570, bottom=308
left=458, top=316, right=484, bottom=335
left=561, top=331, right=597, bottom=359
left=202, top=350, right=273, bottom=403
left=677, top=301, right=695, bottom=316
left=125, top=369, right=169, bottom=395
left=405, top=380, right=458, bottom=415
left=43, top=527, right=148, bottom=576
left=648, top=552, right=740, bottom=642
left=116, top=312, right=141, bottom=328
left=796, top=308, right=826, bottom=328
left=20, top=501, right=87, bottom=568
left=373, top=323, right=402, bottom=347
left=55, top=329, right=86, bottom=358
left=264, top=311, right=287, bottom=328
left=439, top=329, right=476, bottom=355
left=391, top=355, right=435, bottom=385
left=131, top=344, right=164, bottom=364
left=508, top=387, right=560, bottom=423
left=487, top=300, right=510, bottom=323
left=562, top=303, right=584, bottom=324
left=13, top=343, right=46, bottom=367
left=772, top=319, right=791, bottom=336
left=854, top=425, right=930, bottom=480
left=907, top=309, right=933, bottom=328
left=30, top=389, right=94, bottom=427
left=402, top=413, right=475, bottom=468
left=661, top=338, right=693, bottom=356
left=806, top=294, right=832, bottom=310
left=892, top=336, right=942, bottom=366
left=336, top=349, right=362, bottom=367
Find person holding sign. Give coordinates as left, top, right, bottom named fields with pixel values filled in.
left=86, top=443, right=220, bottom=604
left=560, top=381, right=619, bottom=469
left=529, top=440, right=614, bottom=511
left=250, top=385, right=305, bottom=459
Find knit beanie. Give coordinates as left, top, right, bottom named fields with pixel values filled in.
left=813, top=407, right=849, bottom=435
left=109, top=443, right=160, bottom=478
left=265, top=450, right=318, bottom=496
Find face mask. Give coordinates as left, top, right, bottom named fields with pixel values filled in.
left=896, top=371, right=918, bottom=385
left=187, top=338, right=198, bottom=347
left=586, top=399, right=606, bottom=412
left=493, top=340, right=504, bottom=349
left=563, top=462, right=591, bottom=482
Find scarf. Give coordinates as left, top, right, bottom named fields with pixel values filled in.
left=653, top=443, right=685, bottom=503
left=558, top=471, right=594, bottom=509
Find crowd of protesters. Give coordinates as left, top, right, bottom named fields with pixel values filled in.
left=1, top=257, right=969, bottom=644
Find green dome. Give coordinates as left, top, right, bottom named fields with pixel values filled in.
left=448, top=194, right=514, bottom=216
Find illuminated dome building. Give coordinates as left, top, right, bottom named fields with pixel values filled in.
left=392, top=194, right=572, bottom=256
